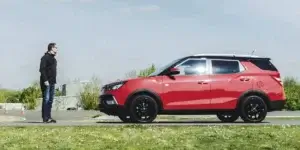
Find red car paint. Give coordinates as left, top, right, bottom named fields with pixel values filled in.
left=99, top=54, right=286, bottom=123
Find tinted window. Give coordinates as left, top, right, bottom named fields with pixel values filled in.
left=250, top=59, right=278, bottom=71
left=212, top=60, right=240, bottom=74
left=176, top=59, right=207, bottom=75
left=149, top=58, right=182, bottom=76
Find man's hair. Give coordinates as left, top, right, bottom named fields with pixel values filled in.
left=47, top=43, right=56, bottom=51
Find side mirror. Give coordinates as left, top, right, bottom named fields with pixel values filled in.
left=168, top=67, right=180, bottom=75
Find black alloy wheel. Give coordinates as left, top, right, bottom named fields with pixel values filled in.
left=129, top=94, right=158, bottom=123
left=239, top=95, right=268, bottom=123
left=216, top=111, right=239, bottom=122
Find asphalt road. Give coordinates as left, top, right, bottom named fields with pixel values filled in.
left=1, top=110, right=300, bottom=126
left=2, top=119, right=300, bottom=126
left=0, top=110, right=100, bottom=121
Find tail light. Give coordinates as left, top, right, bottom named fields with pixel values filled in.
left=273, top=76, right=283, bottom=86
left=270, top=72, right=286, bottom=99
left=271, top=73, right=283, bottom=86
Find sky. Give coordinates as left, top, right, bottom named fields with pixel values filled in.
left=0, top=0, right=300, bottom=89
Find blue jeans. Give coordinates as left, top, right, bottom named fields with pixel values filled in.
left=41, top=83, right=55, bottom=121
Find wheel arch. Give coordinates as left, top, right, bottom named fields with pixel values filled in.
left=237, top=89, right=271, bottom=110
left=125, top=89, right=163, bottom=111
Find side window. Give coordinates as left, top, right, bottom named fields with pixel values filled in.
left=175, top=59, right=207, bottom=75
left=212, top=60, right=241, bottom=74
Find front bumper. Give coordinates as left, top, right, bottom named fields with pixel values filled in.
left=99, top=94, right=126, bottom=116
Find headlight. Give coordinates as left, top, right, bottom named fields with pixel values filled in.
left=111, top=83, right=124, bottom=90
left=102, top=81, right=127, bottom=92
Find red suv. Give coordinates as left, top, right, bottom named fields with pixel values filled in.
left=99, top=54, right=286, bottom=123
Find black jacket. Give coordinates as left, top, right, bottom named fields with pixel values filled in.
left=39, top=52, right=57, bottom=84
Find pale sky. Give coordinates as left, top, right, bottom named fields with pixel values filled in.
left=0, top=0, right=300, bottom=89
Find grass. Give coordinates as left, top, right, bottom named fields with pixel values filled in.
left=0, top=125, right=300, bottom=150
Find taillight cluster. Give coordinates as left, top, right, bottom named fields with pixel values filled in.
left=272, top=75, right=283, bottom=86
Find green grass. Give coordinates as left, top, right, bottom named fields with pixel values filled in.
left=0, top=125, right=300, bottom=150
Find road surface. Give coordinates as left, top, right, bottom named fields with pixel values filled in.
left=0, top=110, right=300, bottom=126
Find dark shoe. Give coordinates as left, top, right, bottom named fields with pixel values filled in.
left=43, top=118, right=57, bottom=123
left=49, top=118, right=57, bottom=123
left=43, top=118, right=48, bottom=123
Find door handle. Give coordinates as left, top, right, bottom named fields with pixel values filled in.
left=198, top=81, right=208, bottom=84
left=240, top=78, right=250, bottom=81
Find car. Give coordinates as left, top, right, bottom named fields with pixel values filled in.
left=99, top=53, right=286, bottom=123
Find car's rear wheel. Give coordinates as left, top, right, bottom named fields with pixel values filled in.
left=128, top=94, right=158, bottom=123
left=216, top=111, right=239, bottom=122
left=239, top=95, right=268, bottom=123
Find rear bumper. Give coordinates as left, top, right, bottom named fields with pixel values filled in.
left=269, top=100, right=286, bottom=111
left=98, top=94, right=126, bottom=116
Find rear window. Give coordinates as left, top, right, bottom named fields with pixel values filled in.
left=250, top=59, right=278, bottom=71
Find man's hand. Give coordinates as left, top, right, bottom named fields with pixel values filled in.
left=44, top=81, right=49, bottom=86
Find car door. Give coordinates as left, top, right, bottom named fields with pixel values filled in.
left=208, top=59, right=253, bottom=109
left=162, top=58, right=211, bottom=110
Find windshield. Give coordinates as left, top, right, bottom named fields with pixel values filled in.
left=149, top=58, right=182, bottom=76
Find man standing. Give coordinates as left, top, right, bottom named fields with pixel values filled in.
left=39, top=43, right=58, bottom=123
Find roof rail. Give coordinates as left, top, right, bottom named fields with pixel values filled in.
left=190, top=53, right=271, bottom=60
left=192, top=53, right=260, bottom=58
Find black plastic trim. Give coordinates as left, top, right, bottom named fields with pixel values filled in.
left=160, top=109, right=235, bottom=115
left=99, top=103, right=126, bottom=116
left=269, top=100, right=286, bottom=111
left=99, top=94, right=124, bottom=116
left=236, top=89, right=271, bottom=109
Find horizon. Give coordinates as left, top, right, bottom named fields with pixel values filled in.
left=1, top=0, right=300, bottom=90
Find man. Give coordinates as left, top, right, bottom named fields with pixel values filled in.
left=39, top=43, right=58, bottom=123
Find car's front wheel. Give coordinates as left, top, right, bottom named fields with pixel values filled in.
left=216, top=111, right=239, bottom=122
left=128, top=94, right=158, bottom=123
left=239, top=95, right=268, bottom=123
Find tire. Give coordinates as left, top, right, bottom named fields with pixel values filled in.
left=118, top=114, right=132, bottom=123
left=128, top=94, right=158, bottom=123
left=239, top=95, right=268, bottom=123
left=216, top=111, right=239, bottom=122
